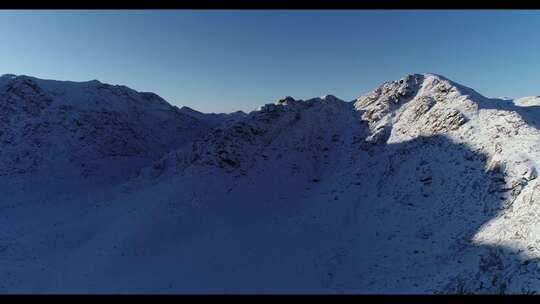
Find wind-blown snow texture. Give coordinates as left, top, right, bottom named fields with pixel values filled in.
left=2, top=73, right=540, bottom=293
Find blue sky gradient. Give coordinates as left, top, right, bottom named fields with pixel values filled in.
left=1, top=10, right=539, bottom=113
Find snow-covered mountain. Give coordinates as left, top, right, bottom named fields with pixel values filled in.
left=0, top=74, right=215, bottom=189
left=3, top=73, right=540, bottom=293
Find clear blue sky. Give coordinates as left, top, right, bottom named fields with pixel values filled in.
left=1, top=10, right=539, bottom=113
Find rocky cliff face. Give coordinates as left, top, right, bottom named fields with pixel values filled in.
left=3, top=73, right=540, bottom=293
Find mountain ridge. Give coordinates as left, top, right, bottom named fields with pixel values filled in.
left=2, top=72, right=540, bottom=293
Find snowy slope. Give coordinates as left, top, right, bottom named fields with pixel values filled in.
left=3, top=73, right=540, bottom=293
left=0, top=74, right=213, bottom=189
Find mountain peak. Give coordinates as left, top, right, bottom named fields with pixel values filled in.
left=276, top=96, right=296, bottom=105
left=321, top=94, right=341, bottom=102
left=179, top=105, right=199, bottom=113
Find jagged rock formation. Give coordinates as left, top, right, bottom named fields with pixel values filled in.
left=3, top=73, right=540, bottom=293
